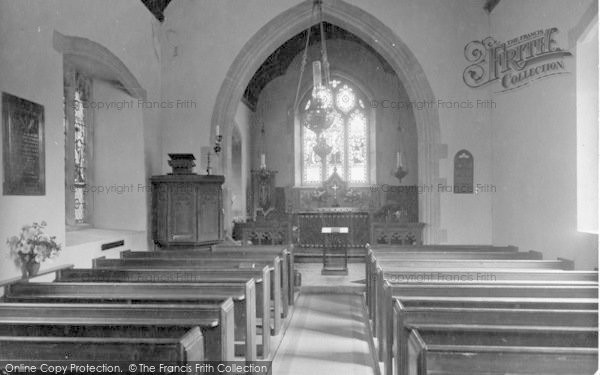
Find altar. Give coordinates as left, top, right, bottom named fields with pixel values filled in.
left=295, top=207, right=370, bottom=248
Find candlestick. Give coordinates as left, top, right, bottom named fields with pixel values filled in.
left=260, top=153, right=266, bottom=169
left=206, top=151, right=212, bottom=175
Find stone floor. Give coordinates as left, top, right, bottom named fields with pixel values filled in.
left=295, top=263, right=366, bottom=294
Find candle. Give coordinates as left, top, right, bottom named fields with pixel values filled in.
left=215, top=124, right=220, bottom=135
left=396, top=152, right=401, bottom=168
left=260, top=153, right=266, bottom=169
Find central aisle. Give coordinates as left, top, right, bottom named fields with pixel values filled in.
left=271, top=293, right=377, bottom=375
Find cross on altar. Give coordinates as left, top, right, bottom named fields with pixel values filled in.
left=331, top=183, right=339, bottom=200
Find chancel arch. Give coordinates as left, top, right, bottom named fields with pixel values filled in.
left=211, top=0, right=443, bottom=243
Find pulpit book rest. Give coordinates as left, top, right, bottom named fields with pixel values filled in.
left=321, top=227, right=349, bottom=275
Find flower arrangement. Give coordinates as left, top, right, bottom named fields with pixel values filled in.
left=7, top=221, right=61, bottom=277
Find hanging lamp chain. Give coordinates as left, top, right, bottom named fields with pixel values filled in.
left=317, top=0, right=331, bottom=85
left=292, top=2, right=317, bottom=115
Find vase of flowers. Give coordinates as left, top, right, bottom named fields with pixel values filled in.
left=7, top=221, right=61, bottom=279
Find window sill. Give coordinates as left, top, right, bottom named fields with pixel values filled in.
left=66, top=224, right=93, bottom=232
left=65, top=227, right=145, bottom=248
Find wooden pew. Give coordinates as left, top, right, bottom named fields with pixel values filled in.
left=381, top=269, right=598, bottom=283
left=397, top=296, right=599, bottom=310
left=119, top=248, right=292, bottom=315
left=3, top=281, right=258, bottom=360
left=368, top=266, right=598, bottom=325
left=93, top=256, right=283, bottom=333
left=366, top=257, right=575, bottom=327
left=0, top=327, right=204, bottom=361
left=123, top=244, right=293, bottom=296
left=212, top=244, right=296, bottom=305
left=368, top=244, right=519, bottom=252
left=364, top=251, right=578, bottom=319
left=408, top=324, right=597, bottom=347
left=407, top=328, right=597, bottom=375
left=377, top=279, right=597, bottom=368
left=369, top=259, right=572, bottom=293
left=367, top=247, right=597, bottom=374
left=393, top=301, right=598, bottom=375
left=55, top=267, right=271, bottom=357
left=387, top=283, right=598, bottom=298
left=367, top=251, right=546, bottom=302
left=0, top=301, right=230, bottom=361
left=371, top=250, right=543, bottom=259
left=374, top=274, right=598, bottom=330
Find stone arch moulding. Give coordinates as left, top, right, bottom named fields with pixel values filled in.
left=53, top=30, right=147, bottom=100
left=211, top=0, right=444, bottom=243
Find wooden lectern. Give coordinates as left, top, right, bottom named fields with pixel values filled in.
left=321, top=226, right=349, bottom=275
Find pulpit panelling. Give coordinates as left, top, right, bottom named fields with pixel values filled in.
left=151, top=174, right=224, bottom=248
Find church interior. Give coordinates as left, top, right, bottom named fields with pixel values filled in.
left=0, top=0, right=598, bottom=373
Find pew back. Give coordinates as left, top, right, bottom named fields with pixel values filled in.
left=0, top=301, right=232, bottom=361
left=408, top=329, right=597, bottom=375
left=0, top=327, right=205, bottom=361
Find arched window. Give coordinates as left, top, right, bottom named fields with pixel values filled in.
left=300, top=79, right=370, bottom=185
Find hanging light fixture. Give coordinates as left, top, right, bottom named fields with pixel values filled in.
left=294, top=0, right=335, bottom=137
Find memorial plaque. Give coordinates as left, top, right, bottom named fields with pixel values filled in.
left=2, top=92, right=45, bottom=195
left=454, top=149, right=474, bottom=194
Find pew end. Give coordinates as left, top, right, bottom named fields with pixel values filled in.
left=558, top=257, right=575, bottom=270
left=180, top=326, right=205, bottom=361
left=92, top=256, right=106, bottom=268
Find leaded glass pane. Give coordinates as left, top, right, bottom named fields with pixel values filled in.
left=313, top=85, right=333, bottom=109
left=322, top=112, right=345, bottom=180
left=74, top=187, right=85, bottom=223
left=335, top=84, right=356, bottom=113
left=67, top=70, right=91, bottom=225
left=73, top=90, right=86, bottom=184
left=302, top=127, right=321, bottom=185
left=73, top=88, right=87, bottom=223
left=348, top=110, right=367, bottom=183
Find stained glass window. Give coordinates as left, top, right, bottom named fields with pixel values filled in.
left=64, top=68, right=92, bottom=225
left=300, top=79, right=370, bottom=185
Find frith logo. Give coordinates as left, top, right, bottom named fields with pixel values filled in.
left=463, top=27, right=572, bottom=92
